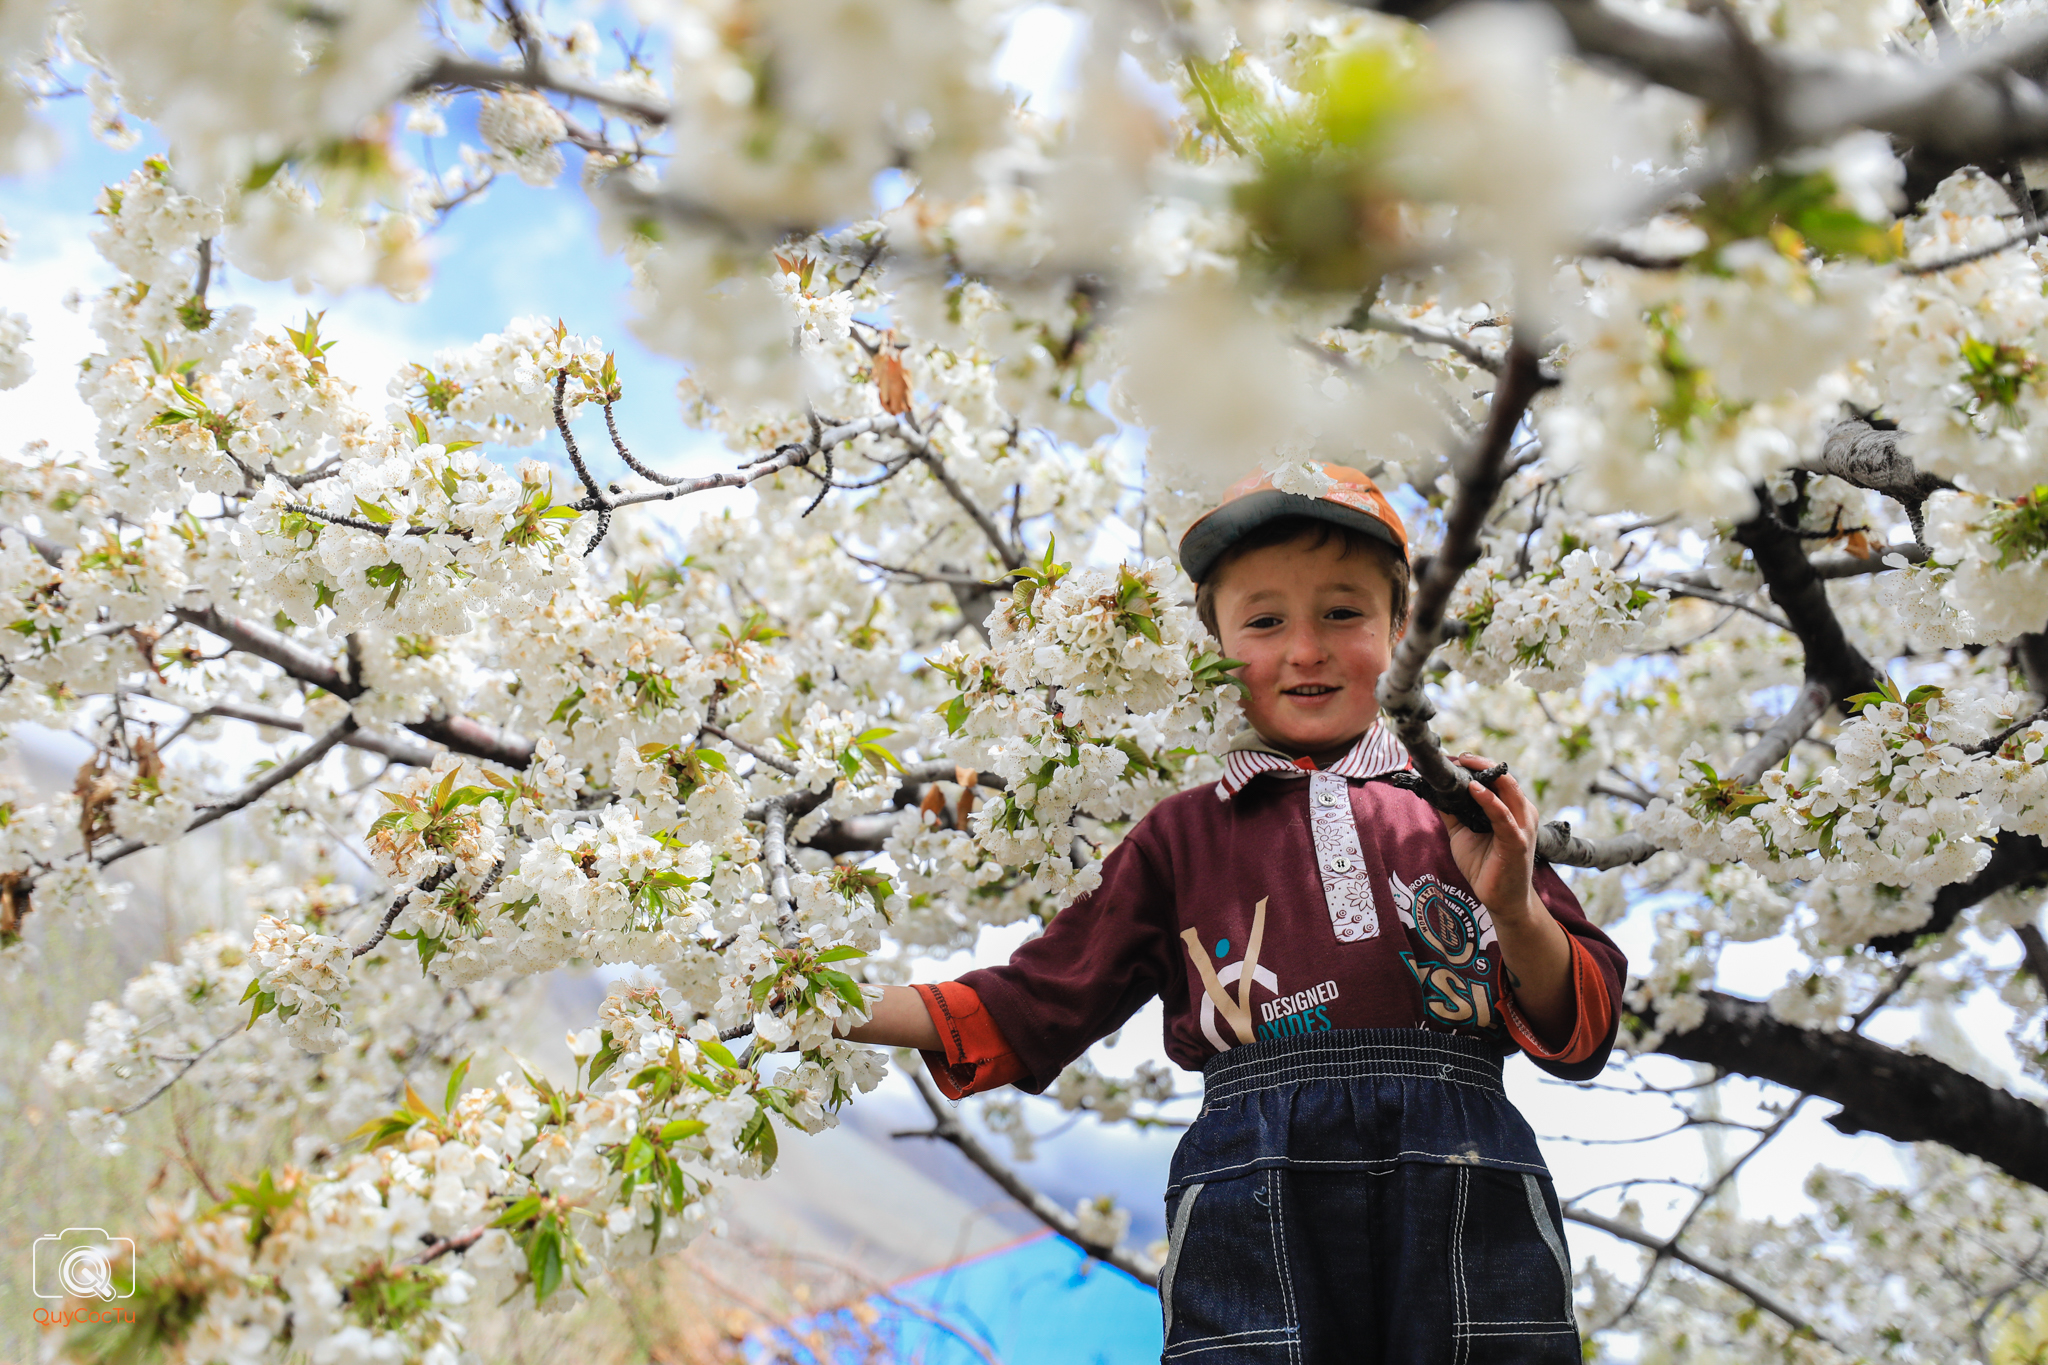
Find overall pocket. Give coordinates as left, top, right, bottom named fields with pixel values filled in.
left=1159, top=1171, right=1301, bottom=1361
left=1446, top=1166, right=1580, bottom=1365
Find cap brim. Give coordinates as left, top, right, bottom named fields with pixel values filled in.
left=1179, top=490, right=1405, bottom=584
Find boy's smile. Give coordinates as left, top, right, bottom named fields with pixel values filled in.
left=1211, top=535, right=1399, bottom=763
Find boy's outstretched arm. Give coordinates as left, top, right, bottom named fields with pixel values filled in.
left=840, top=984, right=942, bottom=1049
left=1436, top=753, right=1576, bottom=1044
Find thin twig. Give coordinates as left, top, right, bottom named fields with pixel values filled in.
left=901, top=1058, right=1159, bottom=1287
left=94, top=716, right=359, bottom=868
left=1564, top=1207, right=1841, bottom=1349
left=702, top=723, right=800, bottom=776
left=354, top=864, right=456, bottom=958
left=116, top=1027, right=241, bottom=1117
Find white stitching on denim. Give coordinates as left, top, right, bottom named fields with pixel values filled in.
left=1451, top=1327, right=1580, bottom=1337
left=1453, top=1165, right=1470, bottom=1365
left=1206, top=1034, right=1497, bottom=1074
left=1522, top=1171, right=1578, bottom=1329
left=1160, top=1181, right=1205, bottom=1341
left=1202, top=1038, right=1508, bottom=1099
left=1166, top=1328, right=1300, bottom=1348
left=1453, top=1320, right=1578, bottom=1327
left=1265, top=1170, right=1300, bottom=1365
left=1172, top=1151, right=1552, bottom=1184
left=1204, top=1063, right=1504, bottom=1106
left=1206, top=1045, right=1505, bottom=1082
left=1165, top=1337, right=1301, bottom=1359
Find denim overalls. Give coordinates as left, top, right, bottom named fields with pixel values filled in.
left=1156, top=1029, right=1581, bottom=1364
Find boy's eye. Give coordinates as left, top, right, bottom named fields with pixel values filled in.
left=1326, top=607, right=1363, bottom=621
left=1244, top=614, right=1283, bottom=630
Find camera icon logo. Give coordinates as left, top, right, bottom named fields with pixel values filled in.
left=31, top=1229, right=136, bottom=1301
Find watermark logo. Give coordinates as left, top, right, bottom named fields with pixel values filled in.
left=31, top=1229, right=135, bottom=1302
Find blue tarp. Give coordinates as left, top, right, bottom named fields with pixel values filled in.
left=754, top=1231, right=1163, bottom=1364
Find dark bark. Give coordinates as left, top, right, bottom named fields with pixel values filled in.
left=174, top=605, right=536, bottom=769
left=1650, top=990, right=2048, bottom=1191
left=1870, top=834, right=2048, bottom=955
left=1731, top=494, right=1883, bottom=711
left=2016, top=631, right=2048, bottom=702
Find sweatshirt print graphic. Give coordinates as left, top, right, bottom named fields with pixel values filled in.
left=957, top=733, right=1627, bottom=1092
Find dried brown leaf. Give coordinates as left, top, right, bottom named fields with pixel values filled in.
left=874, top=336, right=911, bottom=416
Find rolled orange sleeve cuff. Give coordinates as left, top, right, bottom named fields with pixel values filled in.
left=1502, top=935, right=1614, bottom=1067
left=914, top=982, right=1026, bottom=1098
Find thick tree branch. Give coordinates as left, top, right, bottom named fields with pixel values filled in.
left=1869, top=833, right=2048, bottom=954
left=1530, top=0, right=2048, bottom=165
left=901, top=1059, right=1160, bottom=1286
left=1802, top=420, right=1955, bottom=540
left=1731, top=491, right=1883, bottom=712
left=1648, top=989, right=2048, bottom=1191
left=1379, top=344, right=1549, bottom=835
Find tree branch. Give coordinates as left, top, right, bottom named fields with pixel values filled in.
left=171, top=606, right=535, bottom=769
left=1649, top=989, right=2048, bottom=1191
left=356, top=865, right=456, bottom=958
left=1353, top=310, right=1505, bottom=374
left=94, top=716, right=359, bottom=868
left=1869, top=833, right=2048, bottom=954
left=1526, top=0, right=2048, bottom=166
left=1378, top=344, right=1550, bottom=833
left=901, top=1058, right=1160, bottom=1286
left=409, top=53, right=671, bottom=126
left=138, top=693, right=439, bottom=767
left=1731, top=488, right=1883, bottom=711
left=1564, top=1207, right=1839, bottom=1348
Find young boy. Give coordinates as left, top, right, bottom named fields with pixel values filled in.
left=847, top=465, right=1625, bottom=1364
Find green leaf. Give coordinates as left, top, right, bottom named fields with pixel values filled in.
left=697, top=1037, right=740, bottom=1070
left=491, top=1195, right=542, bottom=1229
left=353, top=496, right=395, bottom=526
left=658, top=1118, right=708, bottom=1143
left=444, top=1056, right=471, bottom=1115
left=527, top=1219, right=565, bottom=1303
left=814, top=945, right=868, bottom=963
left=622, top=1133, right=653, bottom=1173
left=587, top=1034, right=619, bottom=1086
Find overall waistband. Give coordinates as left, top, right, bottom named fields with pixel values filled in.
left=1201, top=1027, right=1508, bottom=1108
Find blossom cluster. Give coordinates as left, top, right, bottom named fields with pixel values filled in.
left=1444, top=540, right=1668, bottom=691
left=927, top=553, right=1239, bottom=900
left=1637, top=683, right=2048, bottom=890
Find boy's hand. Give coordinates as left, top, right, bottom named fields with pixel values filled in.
left=1436, top=754, right=1541, bottom=922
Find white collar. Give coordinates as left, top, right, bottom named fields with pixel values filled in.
left=1215, top=723, right=1409, bottom=800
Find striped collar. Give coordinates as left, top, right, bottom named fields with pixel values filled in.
left=1215, top=723, right=1409, bottom=800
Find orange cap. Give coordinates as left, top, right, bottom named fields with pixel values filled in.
left=1178, top=463, right=1409, bottom=584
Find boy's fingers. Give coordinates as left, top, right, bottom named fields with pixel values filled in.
left=1470, top=780, right=1533, bottom=848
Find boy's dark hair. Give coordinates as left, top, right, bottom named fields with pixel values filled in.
left=1194, top=516, right=1411, bottom=642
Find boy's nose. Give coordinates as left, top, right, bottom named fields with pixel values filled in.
left=1282, top=623, right=1329, bottom=666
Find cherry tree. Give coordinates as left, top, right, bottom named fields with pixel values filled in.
left=4, top=0, right=2048, bottom=1359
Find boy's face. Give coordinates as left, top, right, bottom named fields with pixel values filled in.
left=1212, top=534, right=1398, bottom=756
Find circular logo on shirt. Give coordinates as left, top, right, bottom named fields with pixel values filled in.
left=1411, top=881, right=1477, bottom=968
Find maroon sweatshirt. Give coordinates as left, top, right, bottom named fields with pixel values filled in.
left=919, top=728, right=1626, bottom=1096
